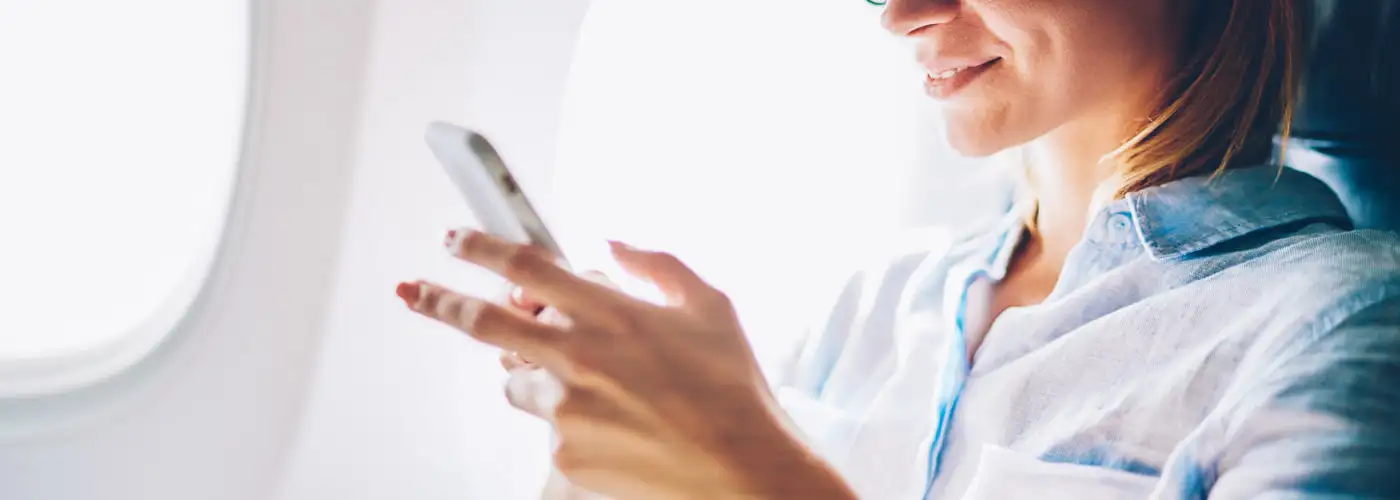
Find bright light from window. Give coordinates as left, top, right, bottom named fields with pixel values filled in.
left=551, top=0, right=941, bottom=366
left=0, top=2, right=246, bottom=374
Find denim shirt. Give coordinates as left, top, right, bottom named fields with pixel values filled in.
left=775, top=165, right=1400, bottom=499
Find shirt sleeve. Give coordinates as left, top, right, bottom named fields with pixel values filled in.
left=1207, top=296, right=1400, bottom=499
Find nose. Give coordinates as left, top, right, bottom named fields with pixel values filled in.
left=881, top=0, right=960, bottom=37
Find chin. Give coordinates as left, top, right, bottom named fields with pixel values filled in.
left=944, top=124, right=1011, bottom=158
left=940, top=106, right=1032, bottom=158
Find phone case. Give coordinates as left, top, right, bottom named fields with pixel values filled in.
left=424, top=121, right=568, bottom=267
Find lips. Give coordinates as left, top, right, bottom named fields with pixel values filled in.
left=923, top=57, right=1001, bottom=99
left=927, top=58, right=995, bottom=81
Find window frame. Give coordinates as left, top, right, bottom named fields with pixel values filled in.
left=0, top=1, right=256, bottom=399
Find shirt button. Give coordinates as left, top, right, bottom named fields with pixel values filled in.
left=1108, top=212, right=1133, bottom=233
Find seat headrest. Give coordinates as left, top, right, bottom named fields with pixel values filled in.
left=1286, top=0, right=1400, bottom=231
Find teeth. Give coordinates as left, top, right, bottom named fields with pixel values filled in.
left=931, top=67, right=963, bottom=81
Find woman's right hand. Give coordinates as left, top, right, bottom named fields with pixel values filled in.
left=498, top=272, right=615, bottom=500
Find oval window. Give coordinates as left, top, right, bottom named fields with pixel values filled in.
left=0, top=1, right=249, bottom=395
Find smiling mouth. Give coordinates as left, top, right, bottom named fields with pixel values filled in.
left=924, top=58, right=1002, bottom=99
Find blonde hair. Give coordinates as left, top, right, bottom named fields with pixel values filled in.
left=1021, top=0, right=1306, bottom=229
left=1111, top=0, right=1305, bottom=195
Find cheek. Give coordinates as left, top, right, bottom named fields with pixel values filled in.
left=939, top=66, right=1060, bottom=157
left=936, top=10, right=1083, bottom=155
left=938, top=0, right=1159, bottom=156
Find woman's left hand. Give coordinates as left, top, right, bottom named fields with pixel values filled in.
left=395, top=229, right=854, bottom=500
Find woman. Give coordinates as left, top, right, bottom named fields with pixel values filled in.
left=397, top=0, right=1400, bottom=498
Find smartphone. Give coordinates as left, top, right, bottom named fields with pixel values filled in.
left=424, top=121, right=570, bottom=269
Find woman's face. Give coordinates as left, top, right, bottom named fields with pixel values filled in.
left=882, top=0, right=1184, bottom=156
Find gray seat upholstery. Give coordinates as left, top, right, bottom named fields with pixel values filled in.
left=1286, top=0, right=1400, bottom=230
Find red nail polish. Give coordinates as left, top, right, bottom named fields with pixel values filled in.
left=444, top=229, right=458, bottom=248
left=395, top=282, right=421, bottom=307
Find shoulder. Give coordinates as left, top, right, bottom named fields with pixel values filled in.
left=1257, top=227, right=1400, bottom=276
left=1160, top=228, right=1400, bottom=496
left=1250, top=228, right=1400, bottom=363
left=1181, top=225, right=1400, bottom=330
left=1200, top=277, right=1400, bottom=497
left=1293, top=229, right=1400, bottom=315
left=1206, top=227, right=1400, bottom=436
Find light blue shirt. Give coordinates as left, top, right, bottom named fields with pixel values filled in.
left=775, top=165, right=1400, bottom=499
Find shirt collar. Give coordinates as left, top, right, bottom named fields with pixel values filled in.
left=959, top=210, right=1025, bottom=281
left=1124, top=165, right=1353, bottom=260
left=973, top=165, right=1354, bottom=278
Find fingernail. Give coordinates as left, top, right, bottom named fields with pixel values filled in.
left=396, top=281, right=421, bottom=308
left=444, top=229, right=458, bottom=249
left=608, top=240, right=638, bottom=252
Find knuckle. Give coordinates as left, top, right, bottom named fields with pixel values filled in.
left=459, top=230, right=489, bottom=258
left=415, top=285, right=440, bottom=313
left=503, top=246, right=549, bottom=281
left=652, top=252, right=684, bottom=270
left=552, top=442, right=585, bottom=475
left=707, top=288, right=735, bottom=310
left=466, top=304, right=507, bottom=335
left=579, top=302, right=637, bottom=335
left=656, top=251, right=681, bottom=264
left=435, top=293, right=462, bottom=321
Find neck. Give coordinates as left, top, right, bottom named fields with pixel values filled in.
left=1024, top=115, right=1133, bottom=261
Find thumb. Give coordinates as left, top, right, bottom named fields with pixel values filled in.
left=609, top=241, right=713, bottom=307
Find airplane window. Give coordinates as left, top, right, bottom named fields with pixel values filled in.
left=0, top=1, right=247, bottom=393
left=551, top=0, right=957, bottom=362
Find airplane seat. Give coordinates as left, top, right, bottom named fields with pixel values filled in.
left=1286, top=0, right=1400, bottom=231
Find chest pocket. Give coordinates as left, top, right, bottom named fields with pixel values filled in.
left=960, top=445, right=1159, bottom=500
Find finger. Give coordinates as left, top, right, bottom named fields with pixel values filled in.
left=508, top=286, right=547, bottom=315
left=397, top=280, right=565, bottom=360
left=608, top=241, right=720, bottom=307
left=504, top=367, right=564, bottom=419
left=511, top=271, right=615, bottom=315
left=499, top=350, right=532, bottom=371
left=446, top=230, right=619, bottom=313
left=579, top=270, right=618, bottom=289
left=537, top=306, right=571, bottom=329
